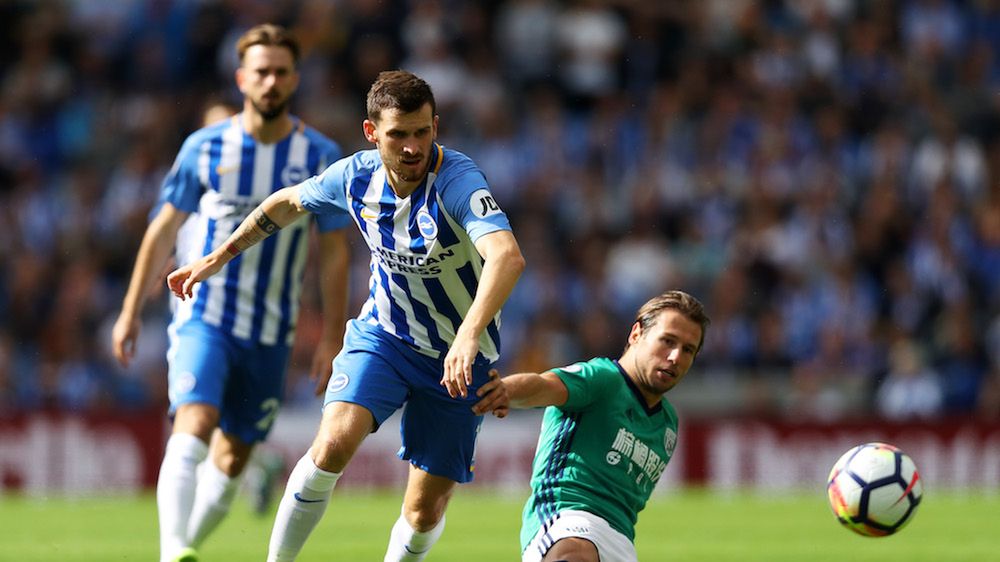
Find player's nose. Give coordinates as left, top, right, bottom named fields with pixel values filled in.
left=666, top=347, right=681, bottom=363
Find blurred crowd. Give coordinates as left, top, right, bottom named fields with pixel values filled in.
left=0, top=0, right=998, bottom=422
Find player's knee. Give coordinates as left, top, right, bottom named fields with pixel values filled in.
left=308, top=436, right=355, bottom=473
left=402, top=492, right=452, bottom=531
left=172, top=403, right=219, bottom=441
left=402, top=505, right=444, bottom=532
left=311, top=406, right=373, bottom=472
left=212, top=453, right=248, bottom=477
left=211, top=437, right=253, bottom=477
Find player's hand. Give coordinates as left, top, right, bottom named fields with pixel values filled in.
left=441, top=332, right=480, bottom=398
left=111, top=313, right=140, bottom=368
left=472, top=369, right=509, bottom=418
left=309, top=338, right=339, bottom=396
left=167, top=255, right=224, bottom=300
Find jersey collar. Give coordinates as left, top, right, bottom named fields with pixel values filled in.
left=429, top=142, right=444, bottom=176
left=613, top=359, right=663, bottom=416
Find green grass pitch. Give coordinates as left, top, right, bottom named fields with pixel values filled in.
left=2, top=488, right=996, bottom=561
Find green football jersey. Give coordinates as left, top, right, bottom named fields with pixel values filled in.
left=520, top=357, right=679, bottom=550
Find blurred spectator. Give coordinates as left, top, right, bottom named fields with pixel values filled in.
left=495, top=0, right=558, bottom=90
left=553, top=0, right=627, bottom=108
left=909, top=109, right=987, bottom=202
left=0, top=0, right=998, bottom=424
left=900, top=0, right=967, bottom=61
left=933, top=298, right=991, bottom=413
left=876, top=338, right=944, bottom=420
left=400, top=0, right=468, bottom=115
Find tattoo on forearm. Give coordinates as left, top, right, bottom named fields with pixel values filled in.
left=227, top=209, right=282, bottom=255
left=255, top=208, right=281, bottom=234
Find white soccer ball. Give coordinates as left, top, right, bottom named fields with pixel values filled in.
left=826, top=442, right=923, bottom=537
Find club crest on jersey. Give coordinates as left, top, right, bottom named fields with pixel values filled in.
left=327, top=373, right=350, bottom=393
left=469, top=189, right=502, bottom=218
left=416, top=210, right=438, bottom=239
left=663, top=428, right=678, bottom=455
left=280, top=164, right=310, bottom=187
left=170, top=371, right=197, bottom=402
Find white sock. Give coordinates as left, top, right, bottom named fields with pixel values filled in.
left=383, top=511, right=445, bottom=562
left=157, top=433, right=208, bottom=562
left=186, top=459, right=241, bottom=548
left=266, top=453, right=341, bottom=561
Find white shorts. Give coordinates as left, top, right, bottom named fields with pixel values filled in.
left=522, top=510, right=638, bottom=562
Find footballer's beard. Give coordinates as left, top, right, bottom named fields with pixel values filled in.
left=390, top=153, right=429, bottom=182
left=251, top=96, right=290, bottom=121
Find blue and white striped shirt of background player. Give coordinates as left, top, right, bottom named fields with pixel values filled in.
left=158, top=115, right=348, bottom=346
left=298, top=142, right=512, bottom=363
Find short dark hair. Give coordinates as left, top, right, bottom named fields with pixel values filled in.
left=366, top=70, right=436, bottom=122
left=236, top=24, right=300, bottom=65
left=626, top=291, right=711, bottom=353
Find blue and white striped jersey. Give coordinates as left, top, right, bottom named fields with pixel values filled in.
left=158, top=114, right=348, bottom=346
left=299, top=143, right=512, bottom=363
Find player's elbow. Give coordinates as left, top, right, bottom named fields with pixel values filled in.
left=503, top=247, right=526, bottom=279
left=263, top=187, right=308, bottom=224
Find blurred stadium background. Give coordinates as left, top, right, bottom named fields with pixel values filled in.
left=1, top=0, right=999, bottom=559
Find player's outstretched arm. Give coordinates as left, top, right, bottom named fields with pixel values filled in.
left=441, top=230, right=525, bottom=398
left=112, top=202, right=190, bottom=367
left=472, top=369, right=568, bottom=418
left=166, top=185, right=310, bottom=300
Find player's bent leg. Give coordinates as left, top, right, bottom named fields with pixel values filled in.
left=541, top=538, right=600, bottom=562
left=207, top=427, right=255, bottom=476
left=400, top=465, right=456, bottom=530
left=171, top=403, right=220, bottom=442
left=383, top=466, right=456, bottom=561
left=310, top=401, right=377, bottom=472
left=187, top=430, right=254, bottom=547
left=267, top=402, right=375, bottom=561
left=158, top=404, right=218, bottom=562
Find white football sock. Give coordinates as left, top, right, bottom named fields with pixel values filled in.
left=186, top=459, right=241, bottom=548
left=383, top=511, right=445, bottom=561
left=266, top=453, right=341, bottom=561
left=157, top=433, right=208, bottom=562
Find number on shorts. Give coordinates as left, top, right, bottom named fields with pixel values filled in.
left=255, top=398, right=280, bottom=431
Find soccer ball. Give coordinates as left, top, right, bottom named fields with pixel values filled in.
left=826, top=442, right=922, bottom=537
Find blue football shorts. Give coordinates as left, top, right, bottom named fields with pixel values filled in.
left=326, top=319, right=491, bottom=483
left=167, top=319, right=289, bottom=445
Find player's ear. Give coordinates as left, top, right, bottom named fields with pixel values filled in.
left=432, top=114, right=439, bottom=139
left=362, top=119, right=378, bottom=143
left=235, top=67, right=246, bottom=93
left=627, top=321, right=642, bottom=345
